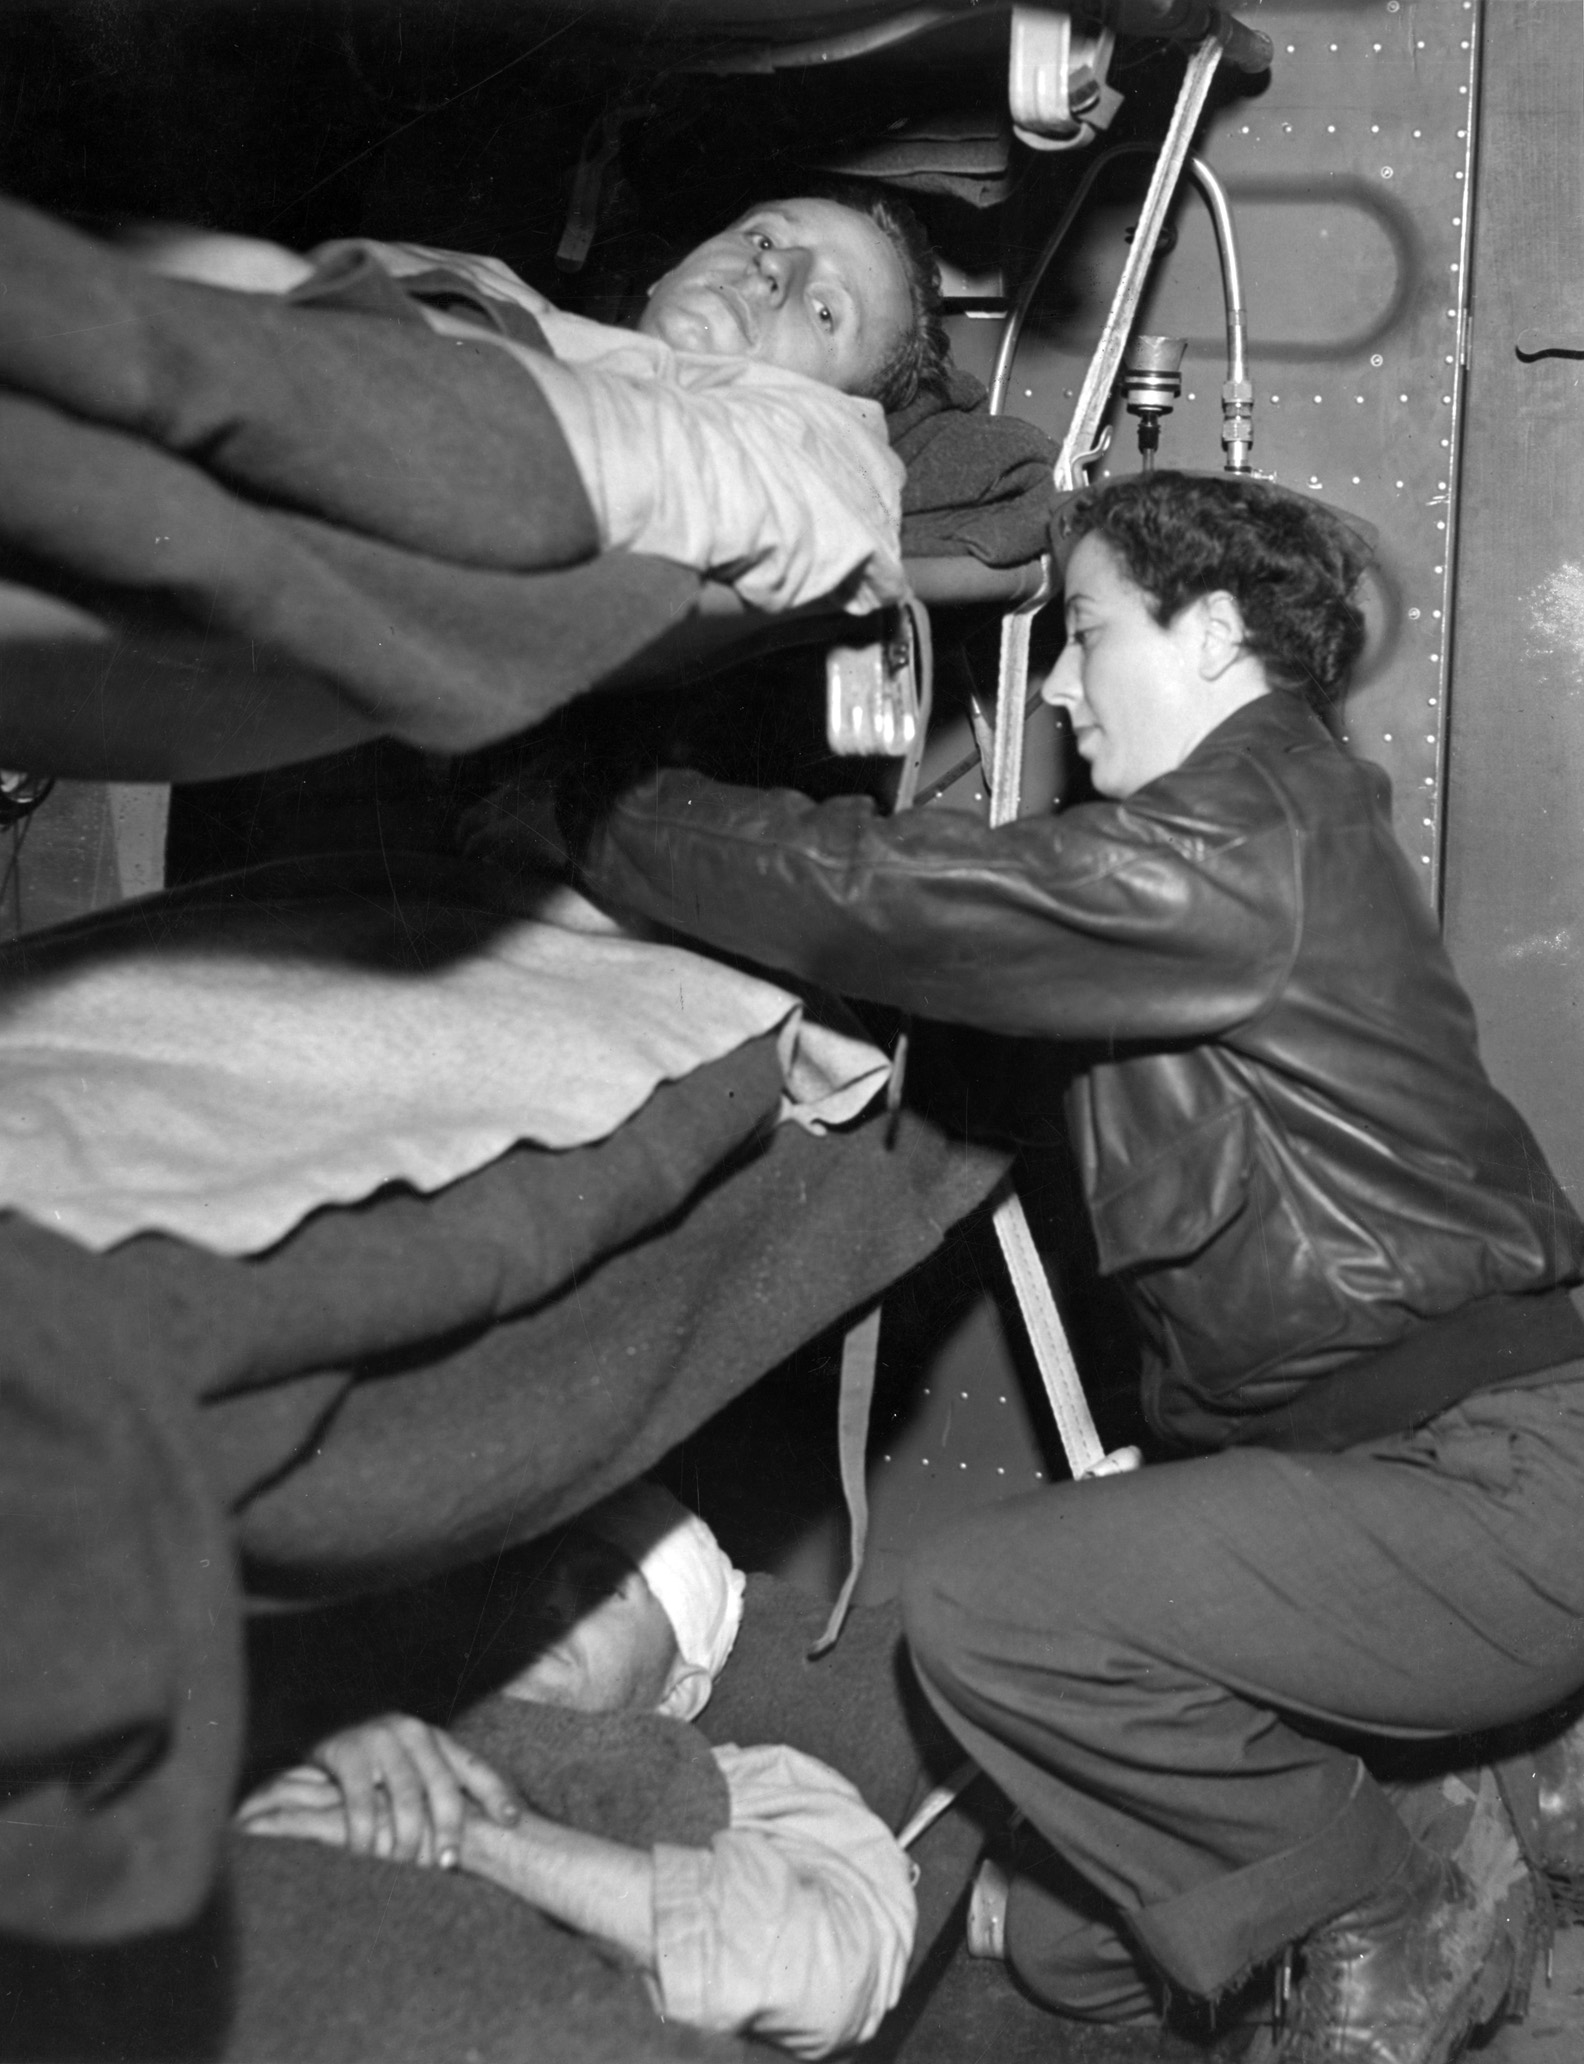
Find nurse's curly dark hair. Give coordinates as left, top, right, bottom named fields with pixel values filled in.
left=1058, top=472, right=1372, bottom=710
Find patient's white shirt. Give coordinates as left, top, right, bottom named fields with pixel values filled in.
left=342, top=240, right=907, bottom=616
left=654, top=1740, right=917, bottom=2058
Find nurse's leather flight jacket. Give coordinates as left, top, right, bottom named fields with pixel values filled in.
left=573, top=691, right=1583, bottom=1448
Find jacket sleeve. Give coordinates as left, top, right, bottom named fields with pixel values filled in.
left=574, top=764, right=1301, bottom=1046
left=649, top=1742, right=917, bottom=2059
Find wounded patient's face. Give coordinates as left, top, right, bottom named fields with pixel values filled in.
left=638, top=196, right=912, bottom=396
left=500, top=1532, right=681, bottom=1715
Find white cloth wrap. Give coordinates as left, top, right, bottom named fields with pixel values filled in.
left=582, top=1482, right=747, bottom=1692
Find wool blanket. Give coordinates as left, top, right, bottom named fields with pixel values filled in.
left=0, top=893, right=1006, bottom=1946
left=886, top=367, right=1058, bottom=570
left=0, top=192, right=697, bottom=756
left=1, top=1700, right=747, bottom=2064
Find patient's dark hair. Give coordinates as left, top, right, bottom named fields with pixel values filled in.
left=441, top=1530, right=667, bottom=1706
left=1059, top=471, right=1371, bottom=711
left=823, top=185, right=951, bottom=414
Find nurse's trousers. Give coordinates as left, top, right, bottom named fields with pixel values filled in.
left=901, top=1380, right=1584, bottom=2014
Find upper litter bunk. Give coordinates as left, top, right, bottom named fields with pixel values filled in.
left=517, top=0, right=1271, bottom=150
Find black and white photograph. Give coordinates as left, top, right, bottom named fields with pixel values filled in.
left=2, top=2, right=1582, bottom=2059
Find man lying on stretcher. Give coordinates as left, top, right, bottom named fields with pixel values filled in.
left=133, top=190, right=949, bottom=613
left=237, top=1483, right=916, bottom=2058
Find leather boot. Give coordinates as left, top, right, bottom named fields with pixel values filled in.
left=1506, top=1706, right=1584, bottom=1915
left=1272, top=1837, right=1515, bottom=2064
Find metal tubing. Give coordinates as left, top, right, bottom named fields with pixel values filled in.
left=1191, top=155, right=1246, bottom=394
left=988, top=141, right=1251, bottom=472
left=1188, top=155, right=1253, bottom=468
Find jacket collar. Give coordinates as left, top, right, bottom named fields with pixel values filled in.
left=1186, top=688, right=1331, bottom=764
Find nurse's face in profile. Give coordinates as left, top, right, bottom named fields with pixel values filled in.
left=1042, top=535, right=1265, bottom=800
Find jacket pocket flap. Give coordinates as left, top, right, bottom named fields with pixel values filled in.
left=1088, top=1099, right=1255, bottom=1273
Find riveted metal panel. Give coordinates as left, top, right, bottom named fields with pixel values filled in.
left=1442, top=0, right=1584, bottom=1203
left=858, top=1269, right=1061, bottom=1604
left=949, top=0, right=1479, bottom=894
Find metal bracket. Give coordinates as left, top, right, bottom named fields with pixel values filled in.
left=825, top=606, right=920, bottom=758
left=1010, top=7, right=1124, bottom=152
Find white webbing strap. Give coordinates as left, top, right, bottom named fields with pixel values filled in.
left=809, top=1303, right=883, bottom=1657
left=816, top=607, right=933, bottom=1657
left=988, top=589, right=1042, bottom=825
left=984, top=576, right=1096, bottom=1483
left=992, top=1181, right=1106, bottom=1477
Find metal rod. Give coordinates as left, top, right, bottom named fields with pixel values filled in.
left=975, top=52, right=1234, bottom=1494
left=981, top=27, right=1248, bottom=1494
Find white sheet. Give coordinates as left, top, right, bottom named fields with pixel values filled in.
left=0, top=890, right=889, bottom=1256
